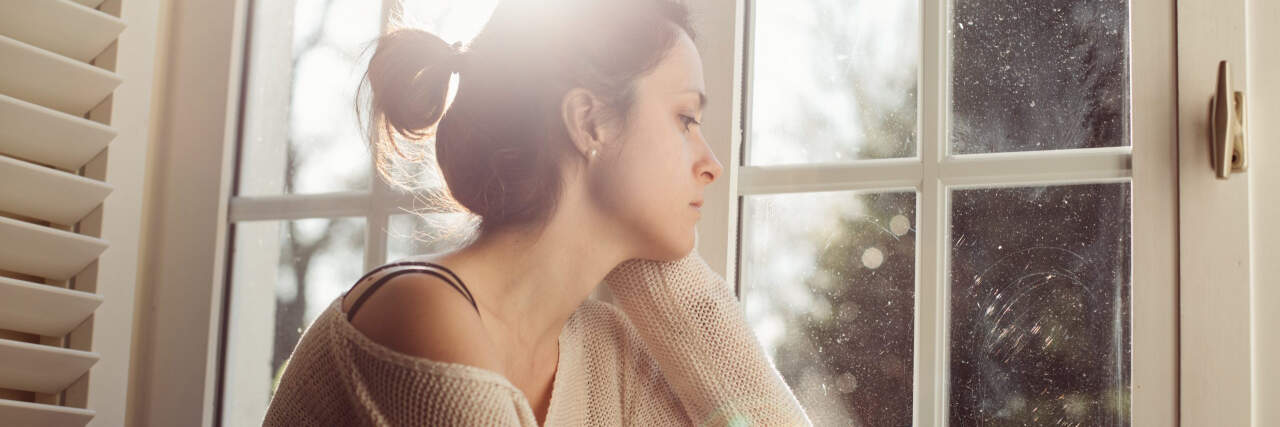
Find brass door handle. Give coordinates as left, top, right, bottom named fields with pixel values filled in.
left=1209, top=60, right=1248, bottom=179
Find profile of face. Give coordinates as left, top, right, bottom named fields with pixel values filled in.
left=577, top=29, right=723, bottom=262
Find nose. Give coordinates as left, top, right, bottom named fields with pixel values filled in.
left=697, top=145, right=723, bottom=185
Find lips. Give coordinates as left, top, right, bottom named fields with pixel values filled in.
left=690, top=201, right=703, bottom=208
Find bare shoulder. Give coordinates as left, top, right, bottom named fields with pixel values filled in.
left=341, top=267, right=501, bottom=372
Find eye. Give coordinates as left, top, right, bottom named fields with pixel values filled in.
left=679, top=114, right=701, bottom=131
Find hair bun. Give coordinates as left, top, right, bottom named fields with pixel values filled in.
left=365, top=28, right=456, bottom=141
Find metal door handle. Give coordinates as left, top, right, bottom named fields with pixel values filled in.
left=1209, top=60, right=1248, bottom=179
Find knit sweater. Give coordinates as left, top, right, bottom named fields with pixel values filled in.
left=262, top=248, right=811, bottom=426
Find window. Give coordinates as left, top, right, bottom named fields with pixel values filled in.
left=737, top=0, right=1154, bottom=425
left=217, top=0, right=1176, bottom=425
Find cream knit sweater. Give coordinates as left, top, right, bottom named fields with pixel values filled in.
left=263, top=248, right=811, bottom=426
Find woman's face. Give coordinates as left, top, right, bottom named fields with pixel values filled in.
left=589, top=29, right=723, bottom=261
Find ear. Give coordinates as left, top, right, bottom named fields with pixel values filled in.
left=561, top=88, right=607, bottom=159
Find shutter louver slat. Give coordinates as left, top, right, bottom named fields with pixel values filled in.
left=0, top=216, right=108, bottom=281
left=0, top=339, right=99, bottom=394
left=0, top=0, right=125, bottom=63
left=0, top=94, right=116, bottom=172
left=0, top=399, right=94, bottom=427
left=0, top=35, right=121, bottom=116
left=0, top=155, right=113, bottom=226
left=0, top=276, right=103, bottom=337
left=68, top=0, right=106, bottom=10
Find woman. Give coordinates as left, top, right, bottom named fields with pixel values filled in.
left=264, top=0, right=809, bottom=425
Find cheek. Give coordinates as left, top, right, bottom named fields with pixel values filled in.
left=595, top=121, right=694, bottom=235
left=603, top=166, right=695, bottom=259
left=607, top=153, right=673, bottom=217
left=614, top=122, right=686, bottom=207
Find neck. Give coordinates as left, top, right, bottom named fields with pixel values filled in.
left=445, top=205, right=631, bottom=353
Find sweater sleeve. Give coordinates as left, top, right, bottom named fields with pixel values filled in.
left=603, top=246, right=812, bottom=426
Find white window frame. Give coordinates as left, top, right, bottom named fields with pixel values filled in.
left=736, top=0, right=1176, bottom=425
left=128, top=0, right=249, bottom=424
left=130, top=0, right=1187, bottom=425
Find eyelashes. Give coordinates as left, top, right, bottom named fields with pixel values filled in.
left=679, top=114, right=702, bottom=131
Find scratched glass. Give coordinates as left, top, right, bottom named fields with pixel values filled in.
left=741, top=191, right=915, bottom=426
left=747, top=0, right=919, bottom=165
left=951, top=0, right=1130, bottom=154
left=949, top=183, right=1132, bottom=425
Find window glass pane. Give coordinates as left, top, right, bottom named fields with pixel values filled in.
left=386, top=212, right=477, bottom=262
left=949, top=183, right=1131, bottom=425
left=237, top=0, right=381, bottom=196
left=222, top=217, right=365, bottom=425
left=741, top=191, right=915, bottom=425
left=747, top=0, right=919, bottom=165
left=951, top=0, right=1130, bottom=154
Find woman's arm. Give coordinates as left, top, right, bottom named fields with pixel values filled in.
left=603, top=247, right=812, bottom=426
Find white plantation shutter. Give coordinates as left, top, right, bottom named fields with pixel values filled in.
left=0, top=0, right=125, bottom=425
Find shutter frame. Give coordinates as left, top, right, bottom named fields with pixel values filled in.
left=0, top=1, right=138, bottom=425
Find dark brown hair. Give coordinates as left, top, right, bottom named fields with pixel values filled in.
left=360, top=0, right=695, bottom=239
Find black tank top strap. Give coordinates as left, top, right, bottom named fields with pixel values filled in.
left=351, top=261, right=476, bottom=303
left=344, top=262, right=479, bottom=322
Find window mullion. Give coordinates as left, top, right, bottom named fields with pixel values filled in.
left=737, top=160, right=921, bottom=195
left=366, top=163, right=394, bottom=270
left=941, top=147, right=1132, bottom=187
left=365, top=211, right=388, bottom=271
left=736, top=147, right=1133, bottom=198
left=917, top=0, right=947, bottom=424
left=228, top=192, right=374, bottom=221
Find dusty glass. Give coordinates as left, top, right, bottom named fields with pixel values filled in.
left=949, top=183, right=1132, bottom=425
left=951, top=0, right=1130, bottom=154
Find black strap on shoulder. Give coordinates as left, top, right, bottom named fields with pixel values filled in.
left=344, top=262, right=479, bottom=322
left=352, top=261, right=467, bottom=293
left=351, top=261, right=475, bottom=303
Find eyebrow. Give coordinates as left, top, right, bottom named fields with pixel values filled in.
left=681, top=90, right=707, bottom=109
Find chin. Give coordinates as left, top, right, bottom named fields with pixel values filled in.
left=629, top=217, right=697, bottom=261
left=672, top=228, right=698, bottom=260
left=649, top=241, right=688, bottom=263
left=641, top=231, right=694, bottom=262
